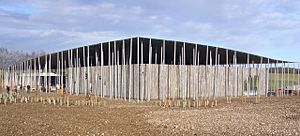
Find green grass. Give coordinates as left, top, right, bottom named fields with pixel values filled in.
left=268, top=73, right=299, bottom=89
left=243, top=73, right=299, bottom=91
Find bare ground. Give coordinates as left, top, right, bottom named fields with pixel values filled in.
left=1, top=90, right=300, bottom=136
left=148, top=97, right=300, bottom=135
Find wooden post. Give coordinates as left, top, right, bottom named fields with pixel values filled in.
left=193, top=45, right=197, bottom=100
left=173, top=41, right=176, bottom=65
left=49, top=54, right=52, bottom=93
left=95, top=45, right=101, bottom=96
left=205, top=45, right=208, bottom=106
left=12, top=65, right=15, bottom=89
left=33, top=58, right=36, bottom=92
left=147, top=38, right=152, bottom=102
left=108, top=42, right=112, bottom=99
left=173, top=41, right=177, bottom=103
left=283, top=62, right=285, bottom=96
left=213, top=47, right=218, bottom=105
left=298, top=63, right=300, bottom=96
left=230, top=52, right=236, bottom=103
left=76, top=48, right=79, bottom=95
left=57, top=52, right=60, bottom=91
left=38, top=56, right=41, bottom=93
left=281, top=62, right=284, bottom=96
left=81, top=47, right=85, bottom=95
left=216, top=54, right=220, bottom=106
left=11, top=65, right=13, bottom=90
left=122, top=40, right=126, bottom=100
left=87, top=46, right=90, bottom=95
left=61, top=51, right=64, bottom=93
left=21, top=62, right=23, bottom=89
left=117, top=49, right=121, bottom=98
left=266, top=59, right=270, bottom=96
left=68, top=50, right=71, bottom=95
left=247, top=54, right=250, bottom=98
left=73, top=49, right=76, bottom=95
left=178, top=46, right=182, bottom=105
left=241, top=63, right=245, bottom=100
left=287, top=63, right=290, bottom=96
left=129, top=38, right=133, bottom=102
left=16, top=64, right=18, bottom=88
left=158, top=44, right=162, bottom=101
left=232, top=52, right=236, bottom=99
left=45, top=55, right=48, bottom=93
left=179, top=46, right=182, bottom=100
left=137, top=37, right=140, bottom=101
left=273, top=62, right=277, bottom=93
left=209, top=50, right=212, bottom=105
left=29, top=59, right=32, bottom=92
left=112, top=43, right=115, bottom=98
left=197, top=46, right=200, bottom=106
left=141, top=41, right=144, bottom=101
left=162, top=40, right=166, bottom=101
left=258, top=57, right=263, bottom=102
left=20, top=63, right=22, bottom=89
left=236, top=53, right=239, bottom=97
left=172, top=41, right=176, bottom=103
left=226, top=49, right=229, bottom=102
left=70, top=49, right=73, bottom=95
left=183, top=42, right=186, bottom=101
left=27, top=60, right=29, bottom=91
left=64, top=60, right=67, bottom=95
left=95, top=50, right=99, bottom=96
left=16, top=64, right=18, bottom=89
left=252, top=61, right=255, bottom=99
left=58, top=53, right=61, bottom=91
left=114, top=41, right=117, bottom=99
left=275, top=61, right=278, bottom=96
left=100, top=43, right=104, bottom=97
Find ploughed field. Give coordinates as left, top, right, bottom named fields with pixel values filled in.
left=0, top=89, right=300, bottom=135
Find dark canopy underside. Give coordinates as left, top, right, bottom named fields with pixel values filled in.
left=24, top=37, right=291, bottom=69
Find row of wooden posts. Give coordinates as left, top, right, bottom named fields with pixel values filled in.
left=0, top=90, right=258, bottom=108
left=0, top=92, right=107, bottom=107
left=0, top=93, right=272, bottom=109
left=1, top=37, right=300, bottom=103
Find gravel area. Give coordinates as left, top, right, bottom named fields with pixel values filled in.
left=1, top=89, right=300, bottom=135
left=148, top=97, right=300, bottom=135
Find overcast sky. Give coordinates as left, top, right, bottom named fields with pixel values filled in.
left=0, top=0, right=299, bottom=62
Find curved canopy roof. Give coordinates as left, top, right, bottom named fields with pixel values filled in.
left=20, top=37, right=292, bottom=69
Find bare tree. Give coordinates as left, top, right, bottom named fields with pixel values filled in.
left=0, top=48, right=45, bottom=68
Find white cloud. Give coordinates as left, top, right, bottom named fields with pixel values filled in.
left=0, top=0, right=299, bottom=61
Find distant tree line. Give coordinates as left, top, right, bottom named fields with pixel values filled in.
left=0, top=48, right=45, bottom=69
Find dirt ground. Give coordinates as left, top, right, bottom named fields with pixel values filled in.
left=1, top=90, right=300, bottom=136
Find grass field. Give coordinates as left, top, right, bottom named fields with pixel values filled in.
left=268, top=73, right=300, bottom=89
